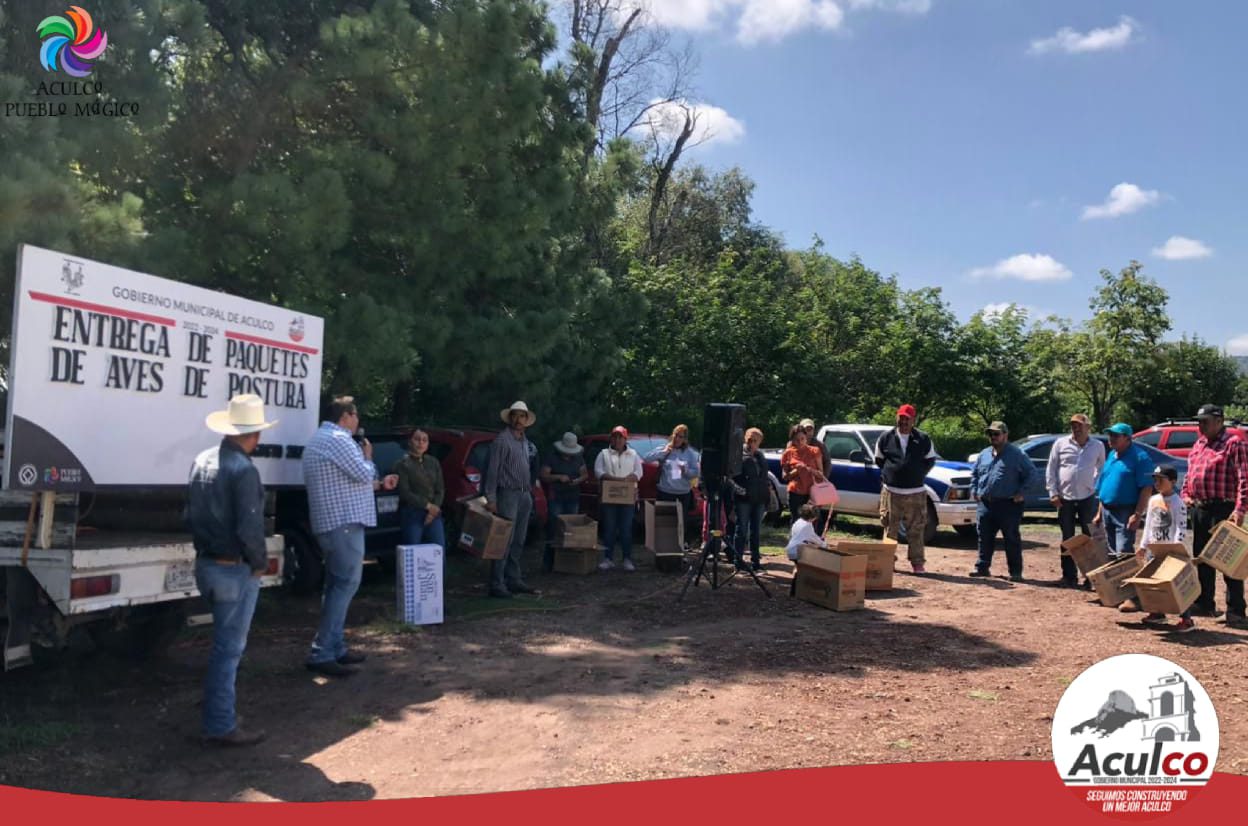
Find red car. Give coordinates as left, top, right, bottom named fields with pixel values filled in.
left=382, top=426, right=547, bottom=540
left=579, top=433, right=706, bottom=528
left=1134, top=420, right=1247, bottom=459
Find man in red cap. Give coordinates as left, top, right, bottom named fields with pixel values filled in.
left=594, top=426, right=643, bottom=571
left=874, top=404, right=938, bottom=573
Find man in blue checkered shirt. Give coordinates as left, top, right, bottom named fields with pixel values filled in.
left=302, top=395, right=398, bottom=677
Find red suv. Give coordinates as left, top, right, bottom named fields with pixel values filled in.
left=383, top=426, right=547, bottom=541
left=1134, top=420, right=1247, bottom=458
left=579, top=433, right=705, bottom=527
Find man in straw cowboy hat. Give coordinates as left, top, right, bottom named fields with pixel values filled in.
left=188, top=394, right=276, bottom=746
left=303, top=395, right=399, bottom=677
left=540, top=431, right=588, bottom=572
left=483, top=401, right=542, bottom=597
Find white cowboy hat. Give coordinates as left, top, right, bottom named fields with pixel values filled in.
left=500, top=400, right=537, bottom=427
left=553, top=432, right=583, bottom=455
left=206, top=394, right=278, bottom=435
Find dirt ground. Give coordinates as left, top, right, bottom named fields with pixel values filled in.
left=3, top=515, right=1247, bottom=802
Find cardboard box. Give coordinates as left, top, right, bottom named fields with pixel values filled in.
left=554, top=546, right=600, bottom=575
left=793, top=543, right=867, bottom=611
left=1124, top=549, right=1201, bottom=615
left=600, top=479, right=638, bottom=505
left=645, top=500, right=685, bottom=554
left=834, top=540, right=898, bottom=591
left=396, top=544, right=443, bottom=625
left=1061, top=533, right=1110, bottom=576
left=1087, top=556, right=1144, bottom=607
left=1198, top=521, right=1248, bottom=580
left=554, top=514, right=599, bottom=549
left=458, top=502, right=513, bottom=560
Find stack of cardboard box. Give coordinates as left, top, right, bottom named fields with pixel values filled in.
left=552, top=514, right=600, bottom=575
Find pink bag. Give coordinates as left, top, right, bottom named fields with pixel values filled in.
left=809, top=480, right=839, bottom=507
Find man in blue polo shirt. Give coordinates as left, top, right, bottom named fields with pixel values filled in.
left=1094, top=422, right=1154, bottom=560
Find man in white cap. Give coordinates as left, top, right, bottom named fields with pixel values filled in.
left=540, top=432, right=588, bottom=572
left=484, top=401, right=541, bottom=597
left=188, top=394, right=275, bottom=746
left=303, top=395, right=399, bottom=677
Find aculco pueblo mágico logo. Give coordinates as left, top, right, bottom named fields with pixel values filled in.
left=37, top=6, right=108, bottom=78
left=1052, top=654, right=1219, bottom=817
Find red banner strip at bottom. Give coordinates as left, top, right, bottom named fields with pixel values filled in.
left=1, top=762, right=1244, bottom=823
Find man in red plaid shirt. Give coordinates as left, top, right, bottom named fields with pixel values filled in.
left=1181, top=404, right=1248, bottom=624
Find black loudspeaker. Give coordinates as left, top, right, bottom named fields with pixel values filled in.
left=701, top=403, right=746, bottom=479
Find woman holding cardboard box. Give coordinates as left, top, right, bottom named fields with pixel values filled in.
left=595, top=426, right=644, bottom=571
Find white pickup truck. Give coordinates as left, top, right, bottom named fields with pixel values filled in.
left=0, top=478, right=283, bottom=672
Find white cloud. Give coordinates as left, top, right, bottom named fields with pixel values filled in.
left=1028, top=16, right=1138, bottom=55
left=634, top=99, right=746, bottom=147
left=736, top=0, right=844, bottom=44
left=1228, top=335, right=1248, bottom=357
left=1152, top=235, right=1213, bottom=261
left=619, top=0, right=928, bottom=44
left=969, top=254, right=1073, bottom=282
left=847, top=0, right=931, bottom=13
left=1081, top=182, right=1162, bottom=220
left=638, top=0, right=725, bottom=31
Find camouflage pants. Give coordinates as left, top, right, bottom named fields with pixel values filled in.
left=880, top=489, right=928, bottom=565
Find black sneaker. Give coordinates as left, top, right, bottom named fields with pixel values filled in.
left=1189, top=604, right=1222, bottom=619
left=488, top=587, right=513, bottom=599
left=202, top=727, right=267, bottom=747
left=1223, top=612, right=1248, bottom=628
left=968, top=569, right=991, bottom=578
left=508, top=582, right=541, bottom=595
left=306, top=660, right=357, bottom=678
left=337, top=651, right=367, bottom=666
left=1008, top=574, right=1025, bottom=583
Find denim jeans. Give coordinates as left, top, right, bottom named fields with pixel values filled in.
left=544, top=498, right=580, bottom=570
left=400, top=507, right=446, bottom=549
left=975, top=499, right=1024, bottom=577
left=601, top=503, right=634, bottom=562
left=491, top=489, right=532, bottom=590
left=307, top=523, right=365, bottom=665
left=734, top=502, right=765, bottom=565
left=1102, top=504, right=1136, bottom=557
left=195, top=558, right=260, bottom=737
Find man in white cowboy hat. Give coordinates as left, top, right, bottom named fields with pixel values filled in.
left=483, top=401, right=541, bottom=597
left=188, top=394, right=276, bottom=746
left=540, top=432, right=588, bottom=572
left=303, top=395, right=399, bottom=677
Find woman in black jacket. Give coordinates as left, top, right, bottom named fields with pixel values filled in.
left=732, top=427, right=772, bottom=571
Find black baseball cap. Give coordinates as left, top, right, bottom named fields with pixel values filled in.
left=1152, top=464, right=1178, bottom=482
left=1196, top=404, right=1224, bottom=419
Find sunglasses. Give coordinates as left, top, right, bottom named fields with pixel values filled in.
left=985, top=430, right=1003, bottom=437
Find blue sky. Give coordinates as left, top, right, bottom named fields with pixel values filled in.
left=636, top=1, right=1246, bottom=353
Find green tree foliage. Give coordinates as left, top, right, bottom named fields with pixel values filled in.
left=1126, top=338, right=1242, bottom=427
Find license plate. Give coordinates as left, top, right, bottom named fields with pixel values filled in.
left=376, top=495, right=399, bottom=514
left=164, top=561, right=196, bottom=592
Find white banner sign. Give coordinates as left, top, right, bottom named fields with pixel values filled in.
left=4, top=244, right=324, bottom=489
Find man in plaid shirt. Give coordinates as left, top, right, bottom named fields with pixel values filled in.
left=1181, top=404, right=1248, bottom=624
left=303, top=396, right=398, bottom=676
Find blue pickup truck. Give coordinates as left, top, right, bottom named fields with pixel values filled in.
left=766, top=424, right=978, bottom=542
